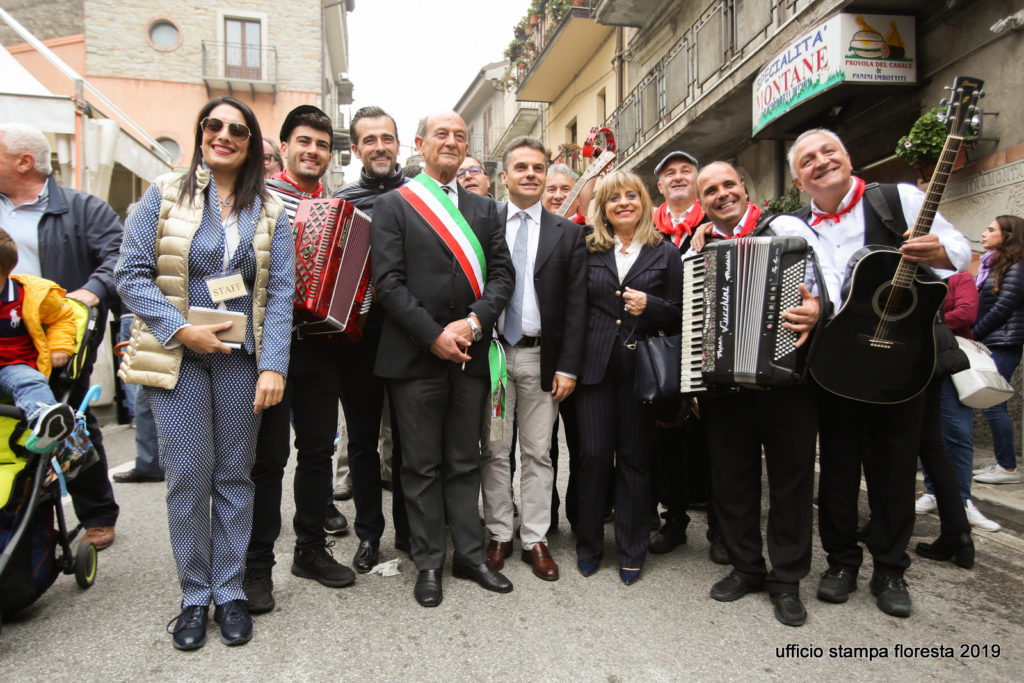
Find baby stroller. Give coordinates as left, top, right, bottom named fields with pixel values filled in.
left=0, top=298, right=102, bottom=635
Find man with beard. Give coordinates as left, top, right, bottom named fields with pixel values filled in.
left=457, top=156, right=491, bottom=197
left=246, top=105, right=354, bottom=614
left=690, top=161, right=824, bottom=627
left=371, top=111, right=514, bottom=607
left=788, top=129, right=970, bottom=618
left=332, top=106, right=412, bottom=573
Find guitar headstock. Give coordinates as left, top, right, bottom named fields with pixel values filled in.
left=939, top=76, right=984, bottom=139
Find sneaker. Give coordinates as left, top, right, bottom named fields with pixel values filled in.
left=965, top=500, right=1001, bottom=532
left=291, top=543, right=356, bottom=588
left=817, top=566, right=857, bottom=603
left=869, top=573, right=911, bottom=618
left=242, top=566, right=275, bottom=614
left=914, top=493, right=937, bottom=515
left=25, top=402, right=75, bottom=453
left=972, top=462, right=1000, bottom=476
left=324, top=504, right=349, bottom=535
left=973, top=466, right=1022, bottom=484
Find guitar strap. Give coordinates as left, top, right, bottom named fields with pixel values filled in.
left=862, top=183, right=908, bottom=247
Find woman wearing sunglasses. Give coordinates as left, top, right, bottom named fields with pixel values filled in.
left=115, top=96, right=294, bottom=650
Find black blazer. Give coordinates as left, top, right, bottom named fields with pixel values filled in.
left=579, top=239, right=683, bottom=385
left=499, top=204, right=587, bottom=391
left=371, top=184, right=514, bottom=379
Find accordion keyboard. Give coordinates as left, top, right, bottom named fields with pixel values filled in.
left=680, top=254, right=708, bottom=394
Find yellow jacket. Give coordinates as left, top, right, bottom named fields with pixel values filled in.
left=9, top=273, right=76, bottom=378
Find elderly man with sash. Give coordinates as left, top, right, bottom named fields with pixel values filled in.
left=370, top=111, right=515, bottom=607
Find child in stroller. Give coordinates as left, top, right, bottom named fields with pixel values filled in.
left=0, top=227, right=77, bottom=453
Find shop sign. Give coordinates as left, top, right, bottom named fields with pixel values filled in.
left=753, top=14, right=917, bottom=134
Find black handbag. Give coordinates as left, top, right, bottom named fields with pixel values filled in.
left=633, top=332, right=681, bottom=402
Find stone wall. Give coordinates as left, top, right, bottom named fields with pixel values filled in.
left=0, top=0, right=84, bottom=44
left=82, top=0, right=320, bottom=92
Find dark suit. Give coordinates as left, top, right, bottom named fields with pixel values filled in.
left=575, top=239, right=683, bottom=568
left=371, top=182, right=514, bottom=569
left=482, top=204, right=586, bottom=547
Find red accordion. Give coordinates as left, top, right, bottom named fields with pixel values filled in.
left=292, top=198, right=372, bottom=342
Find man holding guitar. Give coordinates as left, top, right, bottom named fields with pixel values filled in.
left=789, top=127, right=971, bottom=619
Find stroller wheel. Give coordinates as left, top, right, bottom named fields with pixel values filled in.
left=75, top=541, right=98, bottom=588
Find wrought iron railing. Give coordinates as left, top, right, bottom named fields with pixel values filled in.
left=201, top=41, right=277, bottom=83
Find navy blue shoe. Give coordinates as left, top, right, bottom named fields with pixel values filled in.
left=214, top=600, right=252, bottom=646
left=168, top=605, right=208, bottom=651
left=619, top=567, right=641, bottom=585
left=577, top=559, right=599, bottom=577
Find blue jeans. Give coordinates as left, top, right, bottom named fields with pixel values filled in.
left=133, top=386, right=162, bottom=478
left=981, top=345, right=1022, bottom=470
left=0, top=362, right=59, bottom=419
left=118, top=315, right=137, bottom=420
left=926, top=376, right=974, bottom=502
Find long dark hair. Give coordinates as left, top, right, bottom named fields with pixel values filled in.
left=178, top=96, right=266, bottom=211
left=990, top=214, right=1024, bottom=292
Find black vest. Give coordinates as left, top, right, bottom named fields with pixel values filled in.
left=794, top=182, right=907, bottom=247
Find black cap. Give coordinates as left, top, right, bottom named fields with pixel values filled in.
left=654, top=150, right=699, bottom=176
left=279, top=105, right=333, bottom=149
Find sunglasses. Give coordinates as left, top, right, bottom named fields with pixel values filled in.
left=201, top=117, right=251, bottom=142
left=456, top=165, right=484, bottom=178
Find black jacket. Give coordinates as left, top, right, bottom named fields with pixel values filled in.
left=36, top=176, right=123, bottom=337
left=973, top=261, right=1024, bottom=347
left=370, top=183, right=514, bottom=379
left=333, top=165, right=408, bottom=219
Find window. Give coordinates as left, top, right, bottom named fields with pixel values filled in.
left=147, top=19, right=181, bottom=51
left=225, top=18, right=261, bottom=80
left=156, top=137, right=181, bottom=164
left=567, top=119, right=578, bottom=145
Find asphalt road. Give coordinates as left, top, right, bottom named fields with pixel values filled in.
left=1, top=423, right=1021, bottom=681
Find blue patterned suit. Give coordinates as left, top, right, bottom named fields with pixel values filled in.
left=115, top=171, right=293, bottom=607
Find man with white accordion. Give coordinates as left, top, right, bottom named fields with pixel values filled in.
left=689, top=162, right=825, bottom=627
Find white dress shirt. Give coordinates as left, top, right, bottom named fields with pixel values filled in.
left=809, top=181, right=971, bottom=311
left=613, top=234, right=642, bottom=283
left=498, top=201, right=543, bottom=338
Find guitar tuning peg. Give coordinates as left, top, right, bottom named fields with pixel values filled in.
left=943, top=85, right=954, bottom=91
left=936, top=112, right=948, bottom=123
left=939, top=98, right=949, bottom=106
left=971, top=114, right=982, bottom=127
left=979, top=90, right=986, bottom=98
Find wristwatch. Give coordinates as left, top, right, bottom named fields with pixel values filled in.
left=465, top=315, right=483, bottom=342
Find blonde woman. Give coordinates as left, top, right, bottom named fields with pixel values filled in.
left=574, top=170, right=682, bottom=585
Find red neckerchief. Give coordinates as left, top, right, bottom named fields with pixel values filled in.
left=712, top=203, right=762, bottom=239
left=272, top=170, right=324, bottom=199
left=810, top=176, right=865, bottom=226
left=654, top=201, right=705, bottom=247
left=570, top=211, right=586, bottom=225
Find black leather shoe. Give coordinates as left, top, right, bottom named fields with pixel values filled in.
left=771, top=592, right=807, bottom=627
left=870, top=574, right=912, bottom=618
left=649, top=515, right=688, bottom=554
left=242, top=566, right=274, bottom=614
left=816, top=566, right=857, bottom=603
left=112, top=468, right=164, bottom=483
left=214, top=600, right=253, bottom=646
left=414, top=569, right=443, bottom=607
left=452, top=561, right=513, bottom=593
left=353, top=539, right=380, bottom=574
left=292, top=543, right=356, bottom=588
left=168, top=605, right=208, bottom=651
left=710, top=572, right=762, bottom=602
left=324, top=504, right=349, bottom=535
left=915, top=532, right=974, bottom=569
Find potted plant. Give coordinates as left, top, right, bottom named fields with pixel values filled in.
left=762, top=185, right=803, bottom=215
left=895, top=107, right=971, bottom=180
left=504, top=38, right=523, bottom=62
left=548, top=0, right=570, bottom=22
left=557, top=142, right=583, bottom=172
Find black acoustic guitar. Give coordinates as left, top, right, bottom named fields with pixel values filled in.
left=810, top=76, right=984, bottom=404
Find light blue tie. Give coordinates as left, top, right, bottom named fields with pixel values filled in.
left=504, top=210, right=529, bottom=345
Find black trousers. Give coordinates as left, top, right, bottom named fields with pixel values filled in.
left=389, top=367, right=488, bottom=570
left=549, top=395, right=581, bottom=528
left=818, top=388, right=924, bottom=576
left=651, top=399, right=718, bottom=533
left=919, top=379, right=970, bottom=536
left=575, top=344, right=654, bottom=568
left=704, top=386, right=817, bottom=594
left=338, top=322, right=408, bottom=544
left=248, top=337, right=339, bottom=567
left=60, top=332, right=118, bottom=528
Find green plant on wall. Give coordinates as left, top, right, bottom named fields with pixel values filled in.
left=763, top=185, right=804, bottom=214
left=895, top=108, right=949, bottom=166
left=548, top=0, right=570, bottom=22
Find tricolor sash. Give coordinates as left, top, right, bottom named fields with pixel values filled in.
left=398, top=174, right=486, bottom=298
left=397, top=173, right=507, bottom=427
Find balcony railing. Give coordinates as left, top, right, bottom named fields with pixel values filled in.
left=603, top=0, right=797, bottom=161
left=201, top=41, right=278, bottom=97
